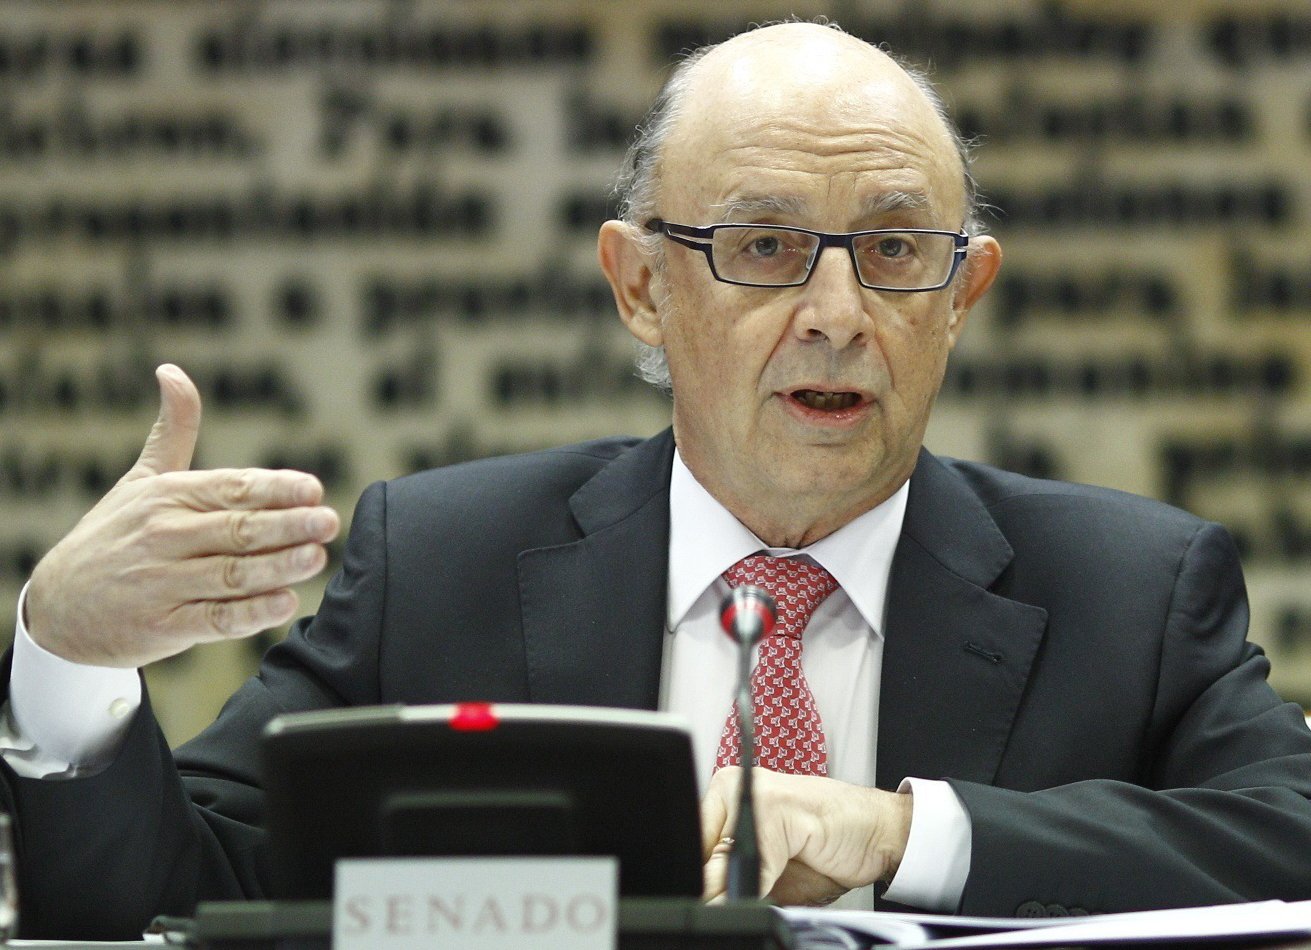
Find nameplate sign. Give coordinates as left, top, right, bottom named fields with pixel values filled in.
left=333, top=856, right=618, bottom=950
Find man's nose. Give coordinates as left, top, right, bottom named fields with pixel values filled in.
left=793, top=246, right=872, bottom=348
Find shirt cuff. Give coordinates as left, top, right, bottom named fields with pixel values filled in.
left=1, top=581, right=141, bottom=778
left=882, top=777, right=971, bottom=912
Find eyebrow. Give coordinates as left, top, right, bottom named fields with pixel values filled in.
left=709, top=190, right=934, bottom=224
left=861, top=191, right=932, bottom=218
left=712, top=194, right=810, bottom=221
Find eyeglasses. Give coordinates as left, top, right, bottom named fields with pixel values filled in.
left=644, top=219, right=969, bottom=292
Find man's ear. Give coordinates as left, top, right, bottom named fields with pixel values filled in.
left=946, top=234, right=1002, bottom=347
left=598, top=220, right=665, bottom=346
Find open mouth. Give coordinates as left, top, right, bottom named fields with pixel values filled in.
left=791, top=389, right=862, bottom=411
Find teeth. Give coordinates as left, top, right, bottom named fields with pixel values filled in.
left=795, top=390, right=859, bottom=410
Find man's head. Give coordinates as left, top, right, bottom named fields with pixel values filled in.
left=599, top=21, right=1002, bottom=547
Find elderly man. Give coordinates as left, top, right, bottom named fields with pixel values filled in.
left=4, top=21, right=1311, bottom=940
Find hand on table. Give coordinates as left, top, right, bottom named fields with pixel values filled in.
left=24, top=364, right=340, bottom=668
left=700, top=766, right=913, bottom=906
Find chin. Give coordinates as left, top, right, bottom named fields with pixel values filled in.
left=767, top=454, right=886, bottom=501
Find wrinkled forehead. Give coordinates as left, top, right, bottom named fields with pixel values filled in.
left=663, top=27, right=966, bottom=225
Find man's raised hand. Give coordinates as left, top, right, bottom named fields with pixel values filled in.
left=24, top=364, right=340, bottom=668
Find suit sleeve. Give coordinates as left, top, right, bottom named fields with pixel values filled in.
left=950, top=521, right=1311, bottom=915
left=0, top=481, right=391, bottom=940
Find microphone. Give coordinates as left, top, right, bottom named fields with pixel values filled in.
left=720, top=586, right=776, bottom=649
left=719, top=585, right=777, bottom=901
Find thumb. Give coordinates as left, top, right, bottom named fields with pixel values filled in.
left=126, top=364, right=202, bottom=479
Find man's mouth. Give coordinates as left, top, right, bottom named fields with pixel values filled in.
left=791, top=389, right=862, bottom=411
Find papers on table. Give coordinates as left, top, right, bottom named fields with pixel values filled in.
left=781, top=899, right=1311, bottom=948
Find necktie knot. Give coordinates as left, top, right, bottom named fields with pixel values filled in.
left=723, top=553, right=838, bottom=641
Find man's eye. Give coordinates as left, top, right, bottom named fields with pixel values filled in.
left=876, top=237, right=911, bottom=258
left=750, top=236, right=782, bottom=257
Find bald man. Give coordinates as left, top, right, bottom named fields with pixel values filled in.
left=5, top=21, right=1311, bottom=939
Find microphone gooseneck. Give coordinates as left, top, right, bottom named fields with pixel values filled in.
left=719, top=585, right=777, bottom=901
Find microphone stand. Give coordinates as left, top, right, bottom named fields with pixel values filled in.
left=727, top=641, right=760, bottom=900
left=720, top=585, right=774, bottom=902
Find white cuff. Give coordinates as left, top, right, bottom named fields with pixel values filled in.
left=1, top=582, right=141, bottom=778
left=882, top=777, right=972, bottom=912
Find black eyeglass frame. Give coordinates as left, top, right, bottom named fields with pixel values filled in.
left=644, top=218, right=970, bottom=292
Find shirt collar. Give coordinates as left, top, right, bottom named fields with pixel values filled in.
left=667, top=449, right=910, bottom=636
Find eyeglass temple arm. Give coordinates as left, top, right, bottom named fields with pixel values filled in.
left=644, top=219, right=715, bottom=252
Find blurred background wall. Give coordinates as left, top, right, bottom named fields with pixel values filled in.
left=2, top=0, right=1310, bottom=744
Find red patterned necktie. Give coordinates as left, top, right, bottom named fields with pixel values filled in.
left=715, top=553, right=839, bottom=776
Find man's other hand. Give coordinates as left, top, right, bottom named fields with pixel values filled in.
left=24, top=364, right=341, bottom=668
left=700, top=766, right=913, bottom=906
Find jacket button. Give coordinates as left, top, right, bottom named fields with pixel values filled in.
left=1015, top=901, right=1047, bottom=917
left=1045, top=904, right=1069, bottom=917
left=1069, top=907, right=1090, bottom=916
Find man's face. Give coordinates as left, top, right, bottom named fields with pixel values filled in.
left=602, top=27, right=1000, bottom=545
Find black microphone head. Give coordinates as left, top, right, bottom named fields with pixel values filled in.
left=719, top=585, right=777, bottom=648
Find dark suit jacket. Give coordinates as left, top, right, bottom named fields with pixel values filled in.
left=5, top=429, right=1311, bottom=938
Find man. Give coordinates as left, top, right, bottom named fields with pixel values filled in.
left=5, top=21, right=1311, bottom=940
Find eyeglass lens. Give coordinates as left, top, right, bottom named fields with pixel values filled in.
left=709, top=227, right=956, bottom=289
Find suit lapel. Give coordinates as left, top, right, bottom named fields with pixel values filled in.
left=517, top=430, right=675, bottom=711
left=516, top=436, right=1048, bottom=783
left=876, top=451, right=1048, bottom=790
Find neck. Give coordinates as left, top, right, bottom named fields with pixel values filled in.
left=738, top=500, right=882, bottom=549
left=686, top=463, right=912, bottom=549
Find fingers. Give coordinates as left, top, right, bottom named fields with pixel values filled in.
left=166, top=588, right=303, bottom=647
left=175, top=543, right=329, bottom=602
left=162, top=467, right=328, bottom=513
left=129, top=364, right=202, bottom=480
left=701, top=834, right=735, bottom=902
left=757, top=834, right=791, bottom=900
left=700, top=773, right=830, bottom=904
left=700, top=766, right=736, bottom=858
left=698, top=768, right=801, bottom=903
left=146, top=504, right=339, bottom=559
left=768, top=861, right=846, bottom=907
left=699, top=769, right=910, bottom=907
left=700, top=767, right=742, bottom=901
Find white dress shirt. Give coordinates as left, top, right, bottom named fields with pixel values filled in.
left=660, top=451, right=969, bottom=910
left=1, top=583, right=140, bottom=778
left=2, top=448, right=971, bottom=910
